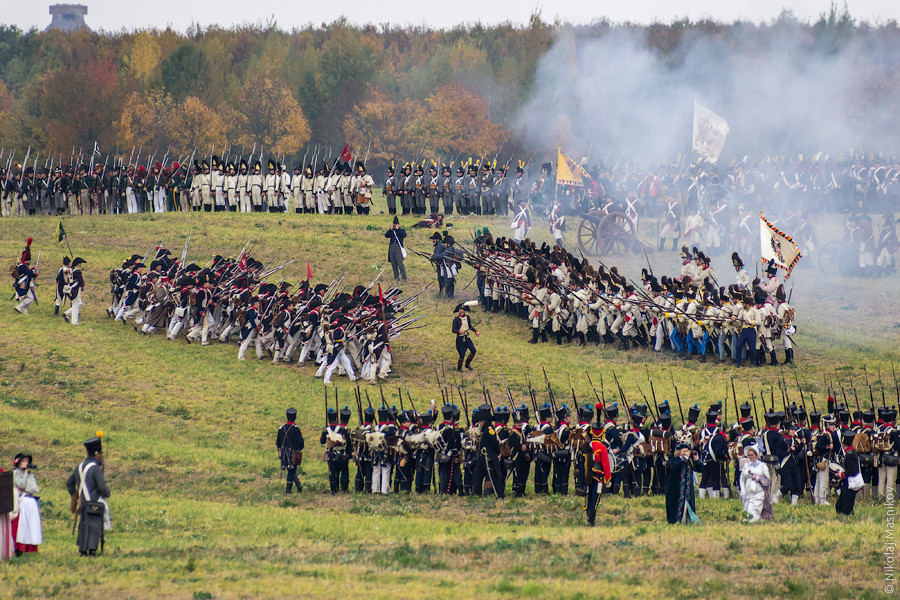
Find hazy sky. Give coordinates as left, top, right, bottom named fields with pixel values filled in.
left=8, top=0, right=900, bottom=32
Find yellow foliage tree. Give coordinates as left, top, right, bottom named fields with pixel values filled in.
left=410, top=83, right=508, bottom=158
left=342, top=87, right=422, bottom=164
left=167, top=96, right=227, bottom=156
left=231, top=74, right=310, bottom=155
left=124, top=31, right=162, bottom=85
left=116, top=91, right=159, bottom=150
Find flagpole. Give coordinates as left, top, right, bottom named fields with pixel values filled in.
left=65, top=233, right=73, bottom=258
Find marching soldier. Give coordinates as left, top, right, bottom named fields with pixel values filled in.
left=320, top=407, right=351, bottom=494
left=371, top=405, right=395, bottom=494
left=440, top=164, right=454, bottom=215
left=811, top=412, right=835, bottom=505
left=276, top=408, right=305, bottom=493
left=552, top=404, right=572, bottom=495
left=572, top=404, right=593, bottom=496
left=875, top=407, right=900, bottom=500
left=62, top=257, right=86, bottom=326
left=698, top=409, right=728, bottom=499
left=472, top=404, right=504, bottom=498
left=55, top=255, right=72, bottom=317
left=452, top=302, right=479, bottom=372
left=621, top=409, right=648, bottom=498
left=427, top=163, right=440, bottom=215
left=586, top=404, right=612, bottom=526
left=353, top=406, right=375, bottom=492
left=13, top=238, right=38, bottom=315
left=383, top=164, right=397, bottom=215
left=453, top=166, right=466, bottom=215
left=65, top=436, right=111, bottom=556
left=354, top=161, right=374, bottom=215
left=414, top=409, right=436, bottom=494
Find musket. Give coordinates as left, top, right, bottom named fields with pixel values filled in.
left=864, top=366, right=876, bottom=410
left=324, top=384, right=328, bottom=426
left=586, top=372, right=603, bottom=408
left=893, top=361, right=900, bottom=405
left=878, top=368, right=886, bottom=408
left=730, top=376, right=739, bottom=423
left=849, top=375, right=862, bottom=415
left=568, top=376, right=580, bottom=416
left=542, top=366, right=557, bottom=413
left=671, top=372, right=685, bottom=425
left=611, top=371, right=630, bottom=417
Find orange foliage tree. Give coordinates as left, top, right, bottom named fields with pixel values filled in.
left=410, top=83, right=508, bottom=159
left=342, top=87, right=423, bottom=164
left=166, top=96, right=227, bottom=156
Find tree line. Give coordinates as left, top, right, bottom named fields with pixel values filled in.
left=0, top=5, right=895, bottom=170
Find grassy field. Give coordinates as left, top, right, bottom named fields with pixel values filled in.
left=0, top=203, right=894, bottom=599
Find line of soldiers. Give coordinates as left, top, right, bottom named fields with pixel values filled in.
left=461, top=232, right=798, bottom=366
left=382, top=160, right=538, bottom=217
left=106, top=249, right=420, bottom=384
left=0, top=157, right=375, bottom=216
left=275, top=379, right=889, bottom=522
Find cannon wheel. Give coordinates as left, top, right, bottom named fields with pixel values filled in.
left=597, top=211, right=637, bottom=255
left=577, top=218, right=602, bottom=256
left=818, top=240, right=840, bottom=274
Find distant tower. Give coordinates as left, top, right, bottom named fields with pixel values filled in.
left=47, top=4, right=91, bottom=33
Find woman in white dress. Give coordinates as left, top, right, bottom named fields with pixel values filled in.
left=12, top=454, right=42, bottom=555
left=740, top=445, right=774, bottom=523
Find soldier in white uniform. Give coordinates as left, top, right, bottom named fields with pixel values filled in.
left=225, top=161, right=237, bottom=212
left=249, top=161, right=263, bottom=211
left=237, top=159, right=251, bottom=213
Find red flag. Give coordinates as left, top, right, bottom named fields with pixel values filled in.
left=339, top=143, right=352, bottom=163
left=306, top=259, right=313, bottom=282
left=238, top=251, right=247, bottom=271
left=378, top=283, right=383, bottom=305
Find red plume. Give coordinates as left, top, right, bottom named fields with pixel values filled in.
left=26, top=238, right=33, bottom=246
left=595, top=403, right=603, bottom=413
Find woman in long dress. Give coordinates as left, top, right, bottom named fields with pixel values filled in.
left=666, top=443, right=701, bottom=524
left=12, top=454, right=42, bottom=555
left=740, top=445, right=774, bottom=522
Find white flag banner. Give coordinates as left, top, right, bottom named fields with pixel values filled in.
left=692, top=101, right=729, bottom=163
left=760, top=213, right=802, bottom=279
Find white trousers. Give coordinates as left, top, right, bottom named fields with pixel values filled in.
left=372, top=464, right=392, bottom=494
left=238, top=331, right=264, bottom=360
left=323, top=350, right=356, bottom=384
left=64, top=292, right=83, bottom=325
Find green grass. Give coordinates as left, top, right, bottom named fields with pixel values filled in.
left=0, top=206, right=893, bottom=598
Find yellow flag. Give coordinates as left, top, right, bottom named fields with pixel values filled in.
left=556, top=149, right=587, bottom=187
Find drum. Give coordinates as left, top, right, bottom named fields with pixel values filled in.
left=610, top=451, right=625, bottom=473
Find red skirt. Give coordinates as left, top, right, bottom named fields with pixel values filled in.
left=11, top=516, right=38, bottom=553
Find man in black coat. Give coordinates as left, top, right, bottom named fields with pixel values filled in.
left=276, top=408, right=305, bottom=493
left=66, top=436, right=111, bottom=556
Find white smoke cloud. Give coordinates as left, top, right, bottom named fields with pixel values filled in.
left=514, top=23, right=900, bottom=164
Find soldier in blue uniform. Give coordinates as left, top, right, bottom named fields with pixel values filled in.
left=472, top=404, right=504, bottom=498
left=13, top=238, right=38, bottom=315
left=320, top=407, right=351, bottom=494
left=551, top=404, right=572, bottom=495
left=276, top=408, right=305, bottom=494
left=533, top=403, right=553, bottom=494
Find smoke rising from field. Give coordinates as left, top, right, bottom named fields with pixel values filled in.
left=514, top=24, right=900, bottom=163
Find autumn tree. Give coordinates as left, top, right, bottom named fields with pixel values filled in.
left=342, top=87, right=422, bottom=164
left=123, top=31, right=161, bottom=86
left=38, top=59, right=121, bottom=151
left=164, top=96, right=227, bottom=156
left=231, top=74, right=310, bottom=155
left=116, top=91, right=165, bottom=150
left=410, top=83, right=508, bottom=158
